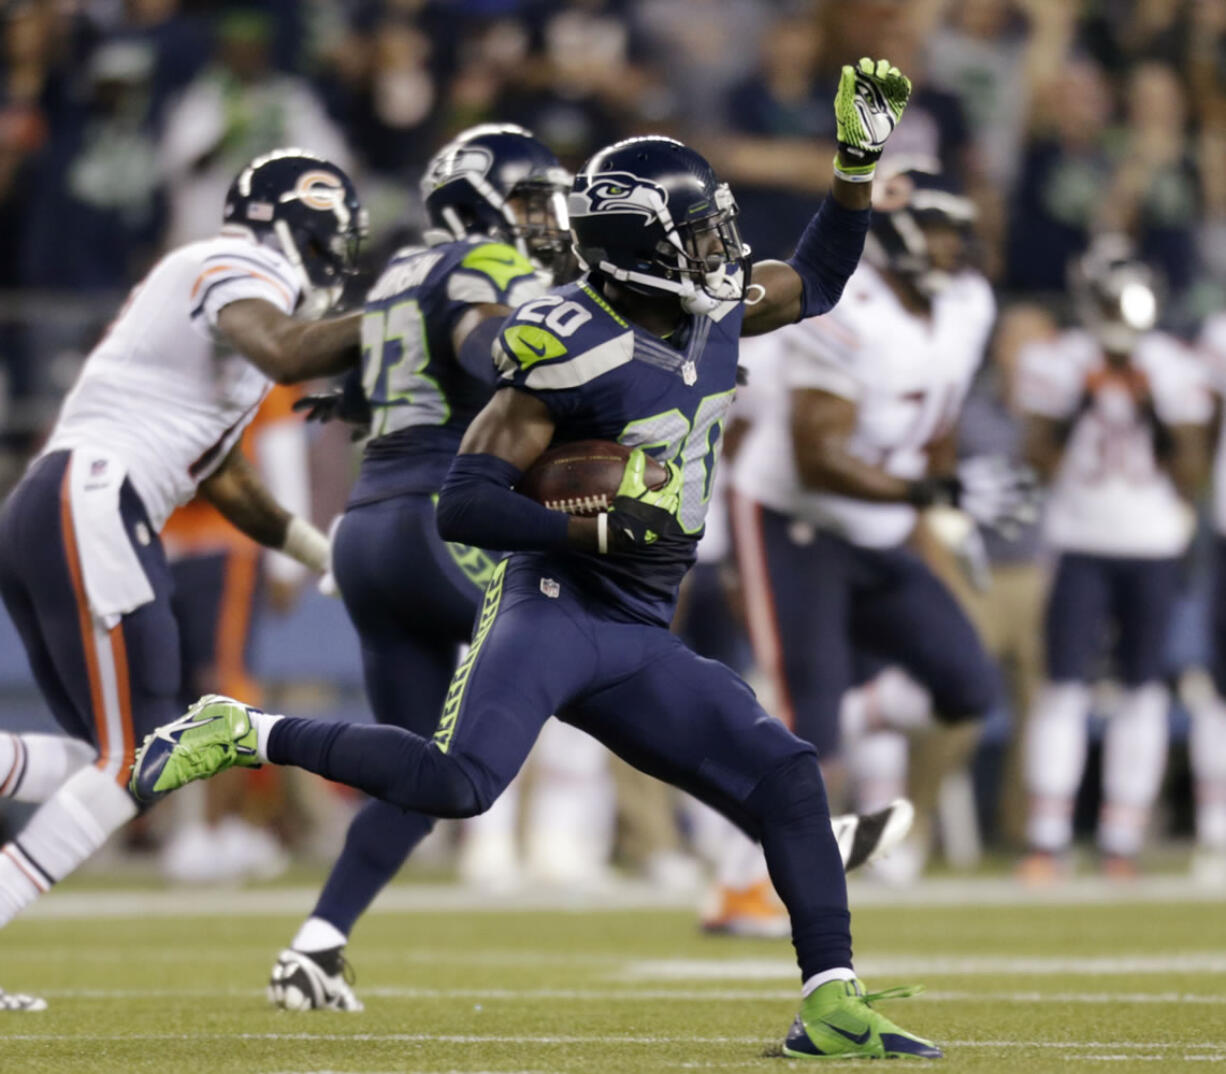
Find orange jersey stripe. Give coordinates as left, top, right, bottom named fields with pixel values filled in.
left=190, top=264, right=293, bottom=307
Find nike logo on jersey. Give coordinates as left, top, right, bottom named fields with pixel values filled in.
left=520, top=337, right=548, bottom=357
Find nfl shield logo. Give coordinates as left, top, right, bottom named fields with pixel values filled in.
left=539, top=577, right=560, bottom=599
left=682, top=360, right=697, bottom=386
left=90, top=459, right=108, bottom=477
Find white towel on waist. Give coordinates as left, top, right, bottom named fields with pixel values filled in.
left=67, top=449, right=155, bottom=628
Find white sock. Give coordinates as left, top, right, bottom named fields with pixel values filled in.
left=1099, top=683, right=1168, bottom=857
left=1024, top=681, right=1091, bottom=851
left=0, top=765, right=136, bottom=926
left=839, top=687, right=870, bottom=742
left=802, top=967, right=857, bottom=997
left=1189, top=697, right=1226, bottom=850
left=0, top=733, right=95, bottom=804
left=847, top=730, right=908, bottom=814
left=871, top=668, right=934, bottom=732
left=252, top=712, right=284, bottom=763
left=291, top=915, right=348, bottom=953
left=715, top=820, right=770, bottom=890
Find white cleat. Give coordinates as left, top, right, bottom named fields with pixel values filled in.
left=0, top=988, right=47, bottom=1012
left=832, top=798, right=916, bottom=873
left=268, top=947, right=364, bottom=1012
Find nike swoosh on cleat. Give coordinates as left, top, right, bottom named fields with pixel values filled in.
left=821, top=1021, right=872, bottom=1046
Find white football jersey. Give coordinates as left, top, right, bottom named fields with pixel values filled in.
left=1198, top=313, right=1226, bottom=536
left=42, top=233, right=301, bottom=531
left=732, top=263, right=995, bottom=548
left=1017, top=328, right=1210, bottom=557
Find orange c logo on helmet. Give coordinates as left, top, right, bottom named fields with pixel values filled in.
left=295, top=170, right=344, bottom=211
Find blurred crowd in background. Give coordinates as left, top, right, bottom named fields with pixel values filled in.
left=4, top=0, right=1226, bottom=891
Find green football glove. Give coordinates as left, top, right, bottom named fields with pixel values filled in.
left=600, top=448, right=684, bottom=555
left=834, top=57, right=912, bottom=181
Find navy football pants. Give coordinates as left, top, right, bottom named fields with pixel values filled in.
left=270, top=555, right=853, bottom=977
left=733, top=498, right=996, bottom=757
left=310, top=492, right=493, bottom=935
left=0, top=451, right=179, bottom=794
left=1045, top=551, right=1180, bottom=685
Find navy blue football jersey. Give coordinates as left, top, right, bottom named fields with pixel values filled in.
left=496, top=276, right=745, bottom=625
left=349, top=238, right=547, bottom=505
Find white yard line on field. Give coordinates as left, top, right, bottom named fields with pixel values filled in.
left=29, top=986, right=1226, bottom=1005
left=619, top=954, right=1226, bottom=979
left=2, top=1033, right=1225, bottom=1052
left=22, top=874, right=1226, bottom=919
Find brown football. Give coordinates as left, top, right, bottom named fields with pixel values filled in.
left=518, top=439, right=668, bottom=515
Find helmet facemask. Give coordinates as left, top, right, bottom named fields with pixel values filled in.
left=506, top=180, right=572, bottom=282
left=272, top=190, right=368, bottom=319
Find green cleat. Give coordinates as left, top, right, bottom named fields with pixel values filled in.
left=782, top=979, right=942, bottom=1060
left=128, top=694, right=262, bottom=803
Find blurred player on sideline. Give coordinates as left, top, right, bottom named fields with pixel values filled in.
left=159, top=385, right=313, bottom=885
left=1171, top=309, right=1226, bottom=885
left=0, top=148, right=364, bottom=1010
left=1019, top=236, right=1211, bottom=880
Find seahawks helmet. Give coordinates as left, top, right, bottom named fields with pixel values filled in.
left=1070, top=233, right=1160, bottom=355
left=224, top=148, right=366, bottom=316
left=422, top=124, right=572, bottom=278
left=568, top=136, right=750, bottom=316
left=864, top=158, right=975, bottom=296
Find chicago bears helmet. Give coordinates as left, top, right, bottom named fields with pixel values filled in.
left=224, top=148, right=366, bottom=315
left=568, top=136, right=750, bottom=315
left=1069, top=233, right=1160, bottom=355
left=864, top=158, right=975, bottom=296
left=422, top=124, right=572, bottom=279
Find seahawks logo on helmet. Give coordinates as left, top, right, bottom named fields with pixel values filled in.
left=571, top=172, right=669, bottom=221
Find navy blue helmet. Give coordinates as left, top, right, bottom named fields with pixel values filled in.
left=422, top=124, right=572, bottom=278
left=864, top=158, right=975, bottom=296
left=568, top=136, right=749, bottom=314
left=224, top=148, right=366, bottom=312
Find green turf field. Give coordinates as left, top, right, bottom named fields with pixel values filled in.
left=1, top=881, right=1223, bottom=1073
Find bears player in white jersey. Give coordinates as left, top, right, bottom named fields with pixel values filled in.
left=729, top=161, right=1026, bottom=836
left=1186, top=310, right=1226, bottom=883
left=0, top=148, right=365, bottom=1009
left=1018, top=235, right=1211, bottom=879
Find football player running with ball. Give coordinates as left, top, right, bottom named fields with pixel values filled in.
left=134, top=61, right=944, bottom=1059
left=0, top=150, right=365, bottom=1011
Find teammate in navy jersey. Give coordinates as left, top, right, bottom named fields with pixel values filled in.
left=267, top=125, right=570, bottom=1010
left=135, top=61, right=944, bottom=1060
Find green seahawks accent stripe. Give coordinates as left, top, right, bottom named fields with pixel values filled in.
left=461, top=242, right=536, bottom=292
left=433, top=558, right=507, bottom=753
left=579, top=282, right=629, bottom=327
left=432, top=494, right=499, bottom=591
left=503, top=325, right=567, bottom=369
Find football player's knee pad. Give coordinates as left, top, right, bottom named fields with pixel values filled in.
left=745, top=752, right=831, bottom=829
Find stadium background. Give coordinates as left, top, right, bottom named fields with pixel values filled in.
left=2, top=0, right=1225, bottom=877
